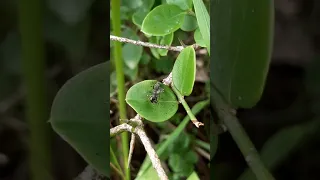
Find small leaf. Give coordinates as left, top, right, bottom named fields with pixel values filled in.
left=158, top=33, right=174, bottom=56
left=181, top=14, right=198, bottom=32
left=141, top=4, right=186, bottom=36
left=149, top=36, right=160, bottom=59
left=167, top=0, right=193, bottom=10
left=50, top=62, right=109, bottom=177
left=193, top=0, right=210, bottom=53
left=194, top=28, right=206, bottom=47
left=132, top=9, right=149, bottom=28
left=187, top=172, right=200, bottom=180
left=122, top=43, right=143, bottom=69
left=152, top=56, right=174, bottom=74
left=126, top=80, right=178, bottom=122
left=172, top=46, right=196, bottom=96
left=122, top=28, right=143, bottom=69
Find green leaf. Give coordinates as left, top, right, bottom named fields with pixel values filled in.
left=169, top=153, right=194, bottom=176
left=132, top=9, right=149, bottom=28
left=194, top=28, right=206, bottom=47
left=141, top=4, right=186, bottom=36
left=172, top=46, right=196, bottom=96
left=193, top=0, right=210, bottom=53
left=187, top=172, right=200, bottom=180
left=168, top=132, right=191, bottom=153
left=158, top=33, right=174, bottom=56
left=50, top=62, right=109, bottom=177
left=136, top=100, right=209, bottom=179
left=149, top=36, right=160, bottom=59
left=122, top=28, right=143, bottom=69
left=167, top=0, right=193, bottom=10
left=151, top=56, right=174, bottom=74
left=124, top=65, right=138, bottom=81
left=122, top=43, right=143, bottom=69
left=211, top=0, right=274, bottom=108
left=126, top=80, right=178, bottom=122
left=181, top=14, right=198, bottom=32
left=140, top=53, right=151, bottom=65
left=238, top=120, right=320, bottom=180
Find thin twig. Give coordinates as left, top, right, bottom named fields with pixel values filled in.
left=110, top=35, right=198, bottom=52
left=110, top=116, right=168, bottom=180
left=127, top=134, right=136, bottom=169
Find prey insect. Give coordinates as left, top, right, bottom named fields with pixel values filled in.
left=148, top=82, right=164, bottom=103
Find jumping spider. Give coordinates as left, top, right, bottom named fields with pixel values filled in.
left=149, top=82, right=164, bottom=103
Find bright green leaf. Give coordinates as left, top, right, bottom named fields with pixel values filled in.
left=187, top=172, right=200, bottom=180
left=126, top=80, right=178, bottom=122
left=172, top=46, right=196, bottom=96
left=141, top=4, right=186, bottom=36
left=211, top=0, right=274, bottom=108
left=194, top=28, right=206, bottom=47
left=167, top=0, right=193, bottom=10
left=158, top=33, right=174, bottom=56
left=50, top=62, right=109, bottom=177
left=193, top=0, right=210, bottom=53
left=181, top=14, right=198, bottom=32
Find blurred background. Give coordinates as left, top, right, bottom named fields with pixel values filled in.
left=0, top=0, right=108, bottom=180
left=212, top=0, right=320, bottom=180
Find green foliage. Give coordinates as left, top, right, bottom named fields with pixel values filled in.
left=126, top=80, right=179, bottom=122
left=157, top=33, right=174, bottom=56
left=192, top=0, right=210, bottom=53
left=181, top=14, right=198, bottom=32
left=50, top=62, right=109, bottom=177
left=167, top=0, right=193, bottom=10
left=211, top=0, right=274, bottom=108
left=141, top=4, right=186, bottom=36
left=172, top=46, right=196, bottom=96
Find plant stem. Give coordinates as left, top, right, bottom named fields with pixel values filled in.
left=110, top=35, right=199, bottom=51
left=110, top=146, right=125, bottom=177
left=212, top=93, right=274, bottom=180
left=171, top=85, right=204, bottom=127
left=111, top=0, right=129, bottom=179
left=18, top=0, right=51, bottom=179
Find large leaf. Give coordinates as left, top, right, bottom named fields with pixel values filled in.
left=141, top=4, right=186, bottom=36
left=211, top=0, right=274, bottom=108
left=193, top=0, right=210, bottom=53
left=50, top=62, right=109, bottom=177
left=172, top=46, right=196, bottom=96
left=126, top=80, right=178, bottom=122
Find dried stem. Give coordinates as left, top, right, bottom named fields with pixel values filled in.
left=110, top=35, right=198, bottom=52
left=110, top=116, right=168, bottom=180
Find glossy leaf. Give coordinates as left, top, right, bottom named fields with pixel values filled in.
left=126, top=80, right=178, bottom=122
left=181, top=14, right=198, bottom=32
left=194, top=28, right=206, bottom=47
left=50, top=62, right=109, bottom=177
left=211, top=0, right=274, bottom=108
left=158, top=33, right=174, bottom=56
left=141, top=4, right=186, bottom=36
left=172, top=46, right=196, bottom=96
left=167, top=0, right=193, bottom=10
left=193, top=0, right=210, bottom=53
